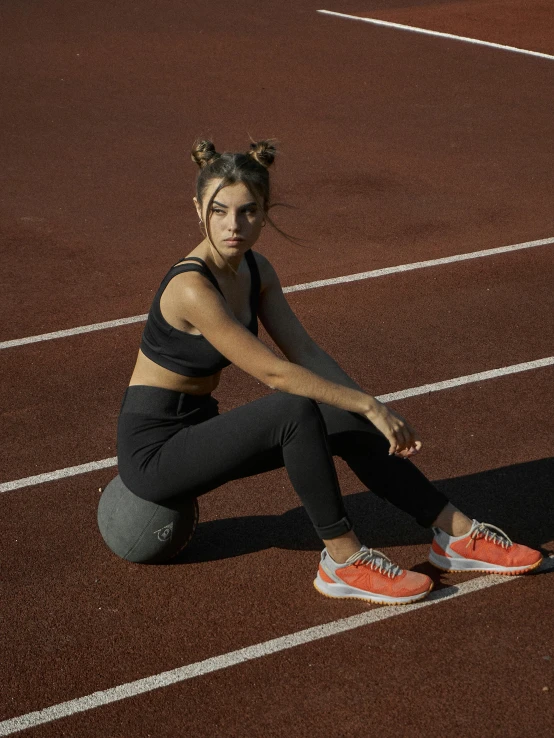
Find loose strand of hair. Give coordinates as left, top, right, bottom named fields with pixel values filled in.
left=265, top=204, right=304, bottom=246
left=242, top=185, right=303, bottom=247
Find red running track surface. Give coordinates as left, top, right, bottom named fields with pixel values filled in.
left=1, top=0, right=553, bottom=736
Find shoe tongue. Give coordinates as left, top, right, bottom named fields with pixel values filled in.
left=345, top=547, right=403, bottom=577
left=346, top=546, right=386, bottom=567
left=345, top=545, right=369, bottom=564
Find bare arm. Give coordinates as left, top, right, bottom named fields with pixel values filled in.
left=257, top=254, right=364, bottom=390
left=255, top=254, right=421, bottom=455
left=281, top=339, right=363, bottom=393
left=177, top=272, right=372, bottom=415
left=176, top=265, right=420, bottom=456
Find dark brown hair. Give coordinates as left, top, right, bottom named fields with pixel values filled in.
left=191, top=139, right=294, bottom=248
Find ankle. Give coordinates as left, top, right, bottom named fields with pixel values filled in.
left=323, top=531, right=361, bottom=564
left=433, top=505, right=473, bottom=537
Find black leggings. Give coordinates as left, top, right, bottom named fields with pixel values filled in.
left=117, top=386, right=448, bottom=540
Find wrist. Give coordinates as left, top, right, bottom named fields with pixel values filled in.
left=361, top=394, right=381, bottom=418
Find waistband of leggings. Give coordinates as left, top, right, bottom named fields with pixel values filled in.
left=120, top=385, right=217, bottom=416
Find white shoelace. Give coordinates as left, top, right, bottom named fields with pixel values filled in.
left=345, top=548, right=402, bottom=578
left=469, top=522, right=513, bottom=549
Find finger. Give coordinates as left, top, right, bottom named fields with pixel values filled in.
left=403, top=423, right=418, bottom=448
left=399, top=424, right=420, bottom=454
left=396, top=439, right=423, bottom=458
left=385, top=432, right=398, bottom=455
left=396, top=424, right=412, bottom=452
left=395, top=448, right=412, bottom=458
left=395, top=446, right=417, bottom=458
left=405, top=434, right=422, bottom=454
left=406, top=423, right=420, bottom=443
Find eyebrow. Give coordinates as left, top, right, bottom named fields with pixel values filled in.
left=212, top=200, right=257, bottom=208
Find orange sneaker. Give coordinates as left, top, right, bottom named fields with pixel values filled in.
left=313, top=546, right=433, bottom=605
left=429, top=520, right=542, bottom=575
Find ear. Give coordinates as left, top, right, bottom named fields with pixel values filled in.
left=193, top=197, right=202, bottom=221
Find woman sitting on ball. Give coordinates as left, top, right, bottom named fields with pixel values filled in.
left=116, top=139, right=541, bottom=603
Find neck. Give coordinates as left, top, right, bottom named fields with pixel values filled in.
left=204, top=239, right=244, bottom=275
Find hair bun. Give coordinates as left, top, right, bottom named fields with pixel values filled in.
left=191, top=140, right=220, bottom=169
left=248, top=140, right=277, bottom=168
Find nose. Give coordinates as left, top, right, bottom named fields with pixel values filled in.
left=227, top=213, right=239, bottom=233
left=227, top=210, right=240, bottom=233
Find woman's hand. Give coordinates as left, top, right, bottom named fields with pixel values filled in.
left=365, top=399, right=422, bottom=457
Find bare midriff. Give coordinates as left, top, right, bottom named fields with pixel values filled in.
left=128, top=349, right=221, bottom=395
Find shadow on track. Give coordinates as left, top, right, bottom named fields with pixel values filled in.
left=176, top=456, right=554, bottom=563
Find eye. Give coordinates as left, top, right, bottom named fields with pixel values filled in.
left=211, top=208, right=225, bottom=215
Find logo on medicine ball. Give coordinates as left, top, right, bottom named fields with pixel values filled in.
left=154, top=522, right=173, bottom=543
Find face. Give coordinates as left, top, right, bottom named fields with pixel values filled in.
left=194, top=179, right=265, bottom=260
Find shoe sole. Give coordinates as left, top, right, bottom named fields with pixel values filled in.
left=428, top=550, right=543, bottom=575
left=313, top=574, right=433, bottom=605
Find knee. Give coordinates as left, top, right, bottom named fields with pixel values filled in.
left=271, top=395, right=326, bottom=446
left=275, top=393, right=320, bottom=422
left=333, top=430, right=389, bottom=461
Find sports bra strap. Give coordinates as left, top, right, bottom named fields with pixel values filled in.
left=172, top=256, right=206, bottom=267
left=165, top=258, right=224, bottom=296
left=166, top=251, right=260, bottom=306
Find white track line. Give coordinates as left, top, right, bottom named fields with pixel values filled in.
left=0, top=458, right=119, bottom=494
left=0, top=314, right=148, bottom=350
left=1, top=237, right=552, bottom=350
left=1, top=558, right=552, bottom=736
left=377, top=356, right=554, bottom=403
left=2, top=355, right=553, bottom=494
left=317, top=10, right=554, bottom=61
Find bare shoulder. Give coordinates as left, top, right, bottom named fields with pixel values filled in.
left=163, top=269, right=223, bottom=318
left=251, top=251, right=280, bottom=291
left=167, top=268, right=215, bottom=295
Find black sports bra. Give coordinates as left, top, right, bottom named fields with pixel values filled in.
left=140, top=249, right=260, bottom=377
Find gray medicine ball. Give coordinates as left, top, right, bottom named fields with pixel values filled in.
left=97, top=475, right=198, bottom=564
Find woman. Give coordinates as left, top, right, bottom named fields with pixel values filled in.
left=117, top=139, right=541, bottom=605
